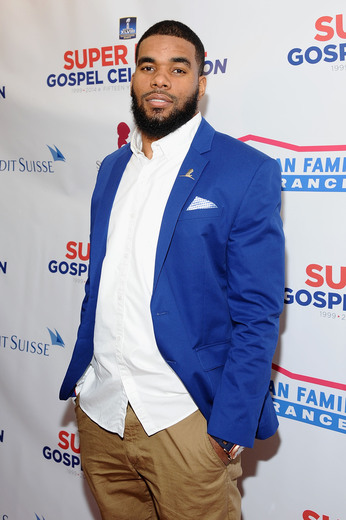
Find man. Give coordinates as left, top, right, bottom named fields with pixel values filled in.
left=60, top=20, right=285, bottom=520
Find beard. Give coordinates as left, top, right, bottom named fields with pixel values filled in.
left=131, top=86, right=199, bottom=140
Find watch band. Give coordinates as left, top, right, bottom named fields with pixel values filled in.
left=211, top=436, right=245, bottom=460
left=212, top=436, right=234, bottom=452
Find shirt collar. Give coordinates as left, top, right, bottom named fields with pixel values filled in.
left=130, top=112, right=202, bottom=160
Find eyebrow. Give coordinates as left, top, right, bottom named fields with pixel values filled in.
left=137, top=56, right=192, bottom=68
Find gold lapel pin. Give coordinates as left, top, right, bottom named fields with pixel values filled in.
left=179, top=168, right=195, bottom=180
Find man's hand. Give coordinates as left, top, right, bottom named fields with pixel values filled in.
left=207, top=434, right=231, bottom=466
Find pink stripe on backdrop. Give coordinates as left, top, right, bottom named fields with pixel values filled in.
left=238, top=134, right=346, bottom=153
left=272, top=363, right=346, bottom=392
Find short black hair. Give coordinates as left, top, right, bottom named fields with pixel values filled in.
left=135, top=20, right=205, bottom=76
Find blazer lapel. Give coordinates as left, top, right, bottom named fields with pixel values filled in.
left=153, top=119, right=215, bottom=292
left=90, top=146, right=132, bottom=280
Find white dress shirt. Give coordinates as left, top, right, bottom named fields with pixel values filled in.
left=78, top=113, right=202, bottom=436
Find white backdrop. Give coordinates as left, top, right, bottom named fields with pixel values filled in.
left=1, top=1, right=345, bottom=519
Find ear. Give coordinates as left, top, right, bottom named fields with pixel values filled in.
left=198, top=75, right=207, bottom=100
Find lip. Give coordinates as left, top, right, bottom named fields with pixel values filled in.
left=145, top=92, right=173, bottom=107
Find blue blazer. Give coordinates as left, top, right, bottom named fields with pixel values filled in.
left=60, top=118, right=285, bottom=448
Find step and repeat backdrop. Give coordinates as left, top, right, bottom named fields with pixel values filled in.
left=1, top=1, right=345, bottom=519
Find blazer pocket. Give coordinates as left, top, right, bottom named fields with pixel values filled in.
left=178, top=207, right=223, bottom=220
left=194, top=340, right=230, bottom=371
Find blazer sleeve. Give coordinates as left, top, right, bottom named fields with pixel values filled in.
left=207, top=157, right=285, bottom=448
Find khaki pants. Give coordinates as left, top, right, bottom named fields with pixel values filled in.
left=76, top=401, right=242, bottom=520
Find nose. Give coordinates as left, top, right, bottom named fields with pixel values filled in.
left=150, top=69, right=171, bottom=89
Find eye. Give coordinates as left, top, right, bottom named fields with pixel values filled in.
left=141, top=65, right=155, bottom=72
left=173, top=68, right=186, bottom=74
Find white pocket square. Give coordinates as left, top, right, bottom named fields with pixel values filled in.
left=186, top=196, right=218, bottom=211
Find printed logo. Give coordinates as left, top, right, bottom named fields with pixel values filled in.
left=117, top=121, right=131, bottom=148
left=47, top=328, right=65, bottom=347
left=0, top=145, right=66, bottom=175
left=271, top=364, right=346, bottom=435
left=43, top=430, right=82, bottom=477
left=0, top=429, right=4, bottom=443
left=203, top=52, right=228, bottom=76
left=0, top=261, right=7, bottom=274
left=302, top=509, right=343, bottom=520
left=47, top=20, right=134, bottom=93
left=47, top=145, right=66, bottom=162
left=287, top=13, right=346, bottom=67
left=0, top=86, right=5, bottom=99
left=239, top=135, right=346, bottom=192
left=35, top=515, right=46, bottom=520
left=96, top=121, right=131, bottom=171
left=48, top=241, right=89, bottom=281
left=0, top=328, right=64, bottom=357
left=285, top=263, right=346, bottom=316
left=119, top=17, right=137, bottom=40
